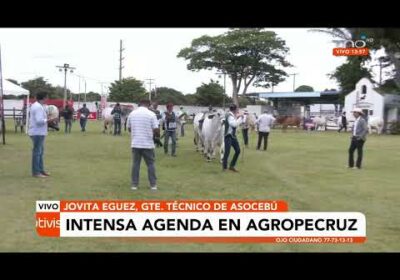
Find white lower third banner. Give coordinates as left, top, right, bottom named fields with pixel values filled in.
left=57, top=212, right=366, bottom=241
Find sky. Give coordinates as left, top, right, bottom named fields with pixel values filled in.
left=0, top=28, right=385, bottom=96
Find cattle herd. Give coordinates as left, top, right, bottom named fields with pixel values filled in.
left=43, top=104, right=385, bottom=163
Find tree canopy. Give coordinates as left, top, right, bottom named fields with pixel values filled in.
left=194, top=80, right=227, bottom=106
left=178, top=28, right=291, bottom=105
left=295, top=85, right=314, bottom=92
left=151, top=87, right=186, bottom=105
left=108, top=77, right=147, bottom=102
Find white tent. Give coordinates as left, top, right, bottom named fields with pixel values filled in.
left=3, top=79, right=29, bottom=96
left=2, top=79, right=30, bottom=133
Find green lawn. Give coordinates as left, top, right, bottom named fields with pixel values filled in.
left=0, top=119, right=399, bottom=252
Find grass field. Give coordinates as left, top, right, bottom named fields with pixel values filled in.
left=0, top=119, right=399, bottom=252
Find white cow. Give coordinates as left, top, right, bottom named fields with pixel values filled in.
left=201, top=112, right=225, bottom=162
left=312, top=116, right=327, bottom=131
left=102, top=107, right=114, bottom=134
left=193, top=112, right=205, bottom=153
left=368, top=116, right=384, bottom=134
left=45, top=105, right=60, bottom=131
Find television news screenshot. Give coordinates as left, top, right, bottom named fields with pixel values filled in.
left=0, top=28, right=399, bottom=253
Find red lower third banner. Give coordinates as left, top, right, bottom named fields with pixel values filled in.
left=35, top=200, right=366, bottom=243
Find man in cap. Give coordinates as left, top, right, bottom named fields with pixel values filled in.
left=222, top=104, right=244, bottom=172
left=348, top=108, right=368, bottom=169
left=162, top=102, right=178, bottom=157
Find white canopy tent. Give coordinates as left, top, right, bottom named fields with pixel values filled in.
left=2, top=79, right=30, bottom=133
left=3, top=79, right=29, bottom=96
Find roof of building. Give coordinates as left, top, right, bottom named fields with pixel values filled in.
left=258, top=92, right=322, bottom=98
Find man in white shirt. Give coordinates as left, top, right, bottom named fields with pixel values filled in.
left=28, top=91, right=58, bottom=178
left=222, top=104, right=244, bottom=172
left=177, top=106, right=187, bottom=137
left=241, top=110, right=250, bottom=147
left=255, top=110, right=276, bottom=151
left=127, top=99, right=160, bottom=190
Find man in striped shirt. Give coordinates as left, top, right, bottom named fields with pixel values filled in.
left=127, top=99, right=160, bottom=191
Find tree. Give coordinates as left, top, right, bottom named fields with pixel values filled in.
left=182, top=94, right=197, bottom=105
left=311, top=28, right=400, bottom=87
left=194, top=80, right=227, bottom=106
left=238, top=96, right=251, bottom=107
left=255, top=100, right=268, bottom=105
left=295, top=85, right=314, bottom=92
left=108, top=77, right=147, bottom=102
left=329, top=56, right=372, bottom=103
left=151, top=87, right=186, bottom=105
left=178, top=28, right=291, bottom=106
left=53, top=85, right=70, bottom=99
left=376, top=79, right=400, bottom=94
left=72, top=91, right=101, bottom=102
left=21, top=77, right=55, bottom=98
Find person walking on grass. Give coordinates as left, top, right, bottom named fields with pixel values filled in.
left=111, top=103, right=122, bottom=136
left=127, top=99, right=160, bottom=191
left=63, top=104, right=73, bottom=134
left=162, top=102, right=178, bottom=157
left=256, top=110, right=275, bottom=151
left=222, top=104, right=244, bottom=172
left=78, top=103, right=90, bottom=132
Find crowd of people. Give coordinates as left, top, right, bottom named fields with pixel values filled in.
left=27, top=91, right=368, bottom=190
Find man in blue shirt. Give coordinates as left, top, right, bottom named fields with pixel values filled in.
left=28, top=92, right=58, bottom=178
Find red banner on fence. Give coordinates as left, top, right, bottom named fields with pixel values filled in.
left=77, top=112, right=97, bottom=120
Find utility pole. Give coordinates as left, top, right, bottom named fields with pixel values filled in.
left=56, top=63, right=76, bottom=108
left=99, top=82, right=104, bottom=96
left=145, top=78, right=155, bottom=102
left=84, top=80, right=87, bottom=102
left=289, top=73, right=298, bottom=92
left=0, top=44, right=5, bottom=145
left=119, top=40, right=124, bottom=82
left=74, top=74, right=84, bottom=103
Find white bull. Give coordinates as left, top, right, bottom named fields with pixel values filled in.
left=45, top=105, right=60, bottom=131
left=193, top=112, right=205, bottom=153
left=313, top=116, right=327, bottom=131
left=368, top=116, right=384, bottom=134
left=201, top=112, right=225, bottom=162
left=102, top=107, right=114, bottom=134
